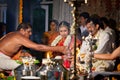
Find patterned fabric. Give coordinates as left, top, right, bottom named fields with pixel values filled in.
left=43, top=31, right=59, bottom=45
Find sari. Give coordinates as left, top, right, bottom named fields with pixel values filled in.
left=51, top=35, right=81, bottom=69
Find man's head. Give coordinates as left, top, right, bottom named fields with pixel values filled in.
left=100, top=17, right=109, bottom=29
left=86, top=17, right=103, bottom=36
left=17, top=23, right=32, bottom=38
left=79, top=12, right=89, bottom=26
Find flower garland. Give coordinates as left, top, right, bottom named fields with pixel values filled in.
left=19, top=0, right=23, bottom=23
left=51, top=35, right=72, bottom=46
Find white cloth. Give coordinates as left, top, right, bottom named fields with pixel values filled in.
left=79, top=29, right=114, bottom=71
left=80, top=25, right=89, bottom=37
left=0, top=52, right=20, bottom=70
left=80, top=29, right=113, bottom=53
left=104, top=27, right=116, bottom=49
left=80, top=26, right=87, bottom=33
left=94, top=29, right=112, bottom=53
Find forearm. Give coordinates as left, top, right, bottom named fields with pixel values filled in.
left=94, top=53, right=115, bottom=60
left=94, top=47, right=120, bottom=60
left=46, top=46, right=65, bottom=53
left=37, top=44, right=66, bottom=54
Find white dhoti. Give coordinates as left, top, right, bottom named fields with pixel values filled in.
left=0, top=52, right=20, bottom=70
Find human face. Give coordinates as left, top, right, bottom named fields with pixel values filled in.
left=86, top=22, right=99, bottom=36
left=20, top=28, right=32, bottom=38
left=59, top=26, right=69, bottom=38
left=79, top=16, right=87, bottom=26
left=50, top=22, right=57, bottom=31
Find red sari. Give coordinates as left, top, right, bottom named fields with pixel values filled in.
left=52, top=35, right=81, bottom=69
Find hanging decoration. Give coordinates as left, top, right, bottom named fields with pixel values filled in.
left=19, top=0, right=23, bottom=23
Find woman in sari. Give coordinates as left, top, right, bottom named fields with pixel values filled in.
left=50, top=21, right=81, bottom=69
left=42, top=19, right=59, bottom=45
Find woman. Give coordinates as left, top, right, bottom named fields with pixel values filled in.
left=42, top=19, right=59, bottom=45
left=50, top=21, right=81, bottom=69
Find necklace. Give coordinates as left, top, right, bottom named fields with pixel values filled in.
left=51, top=35, right=72, bottom=46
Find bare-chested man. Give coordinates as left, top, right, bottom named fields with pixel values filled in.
left=0, top=23, right=68, bottom=70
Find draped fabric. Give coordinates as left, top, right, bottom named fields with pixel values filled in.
left=52, top=0, right=73, bottom=25
left=51, top=35, right=81, bottom=69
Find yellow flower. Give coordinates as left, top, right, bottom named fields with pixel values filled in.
left=0, top=73, right=6, bottom=79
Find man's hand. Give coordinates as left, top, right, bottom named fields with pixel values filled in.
left=62, top=46, right=71, bottom=55
left=12, top=50, right=32, bottom=60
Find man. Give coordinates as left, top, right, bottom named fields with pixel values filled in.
left=80, top=17, right=112, bottom=53
left=76, top=12, right=89, bottom=40
left=100, top=17, right=116, bottom=51
left=78, top=17, right=114, bottom=71
left=0, top=23, right=68, bottom=70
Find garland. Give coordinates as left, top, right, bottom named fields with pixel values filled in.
left=19, top=0, right=23, bottom=23
left=51, top=35, right=72, bottom=46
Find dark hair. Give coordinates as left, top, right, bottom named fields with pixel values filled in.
left=109, top=18, right=117, bottom=30
left=91, top=14, right=100, bottom=19
left=86, top=17, right=104, bottom=29
left=17, top=23, right=32, bottom=31
left=59, top=21, right=70, bottom=31
left=49, top=19, right=59, bottom=26
left=80, top=12, right=90, bottom=19
left=100, top=17, right=109, bottom=28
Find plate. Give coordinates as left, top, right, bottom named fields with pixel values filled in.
left=21, top=76, right=40, bottom=79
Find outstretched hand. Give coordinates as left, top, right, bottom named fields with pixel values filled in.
left=62, top=46, right=71, bottom=55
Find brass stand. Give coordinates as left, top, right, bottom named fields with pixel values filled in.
left=64, top=0, right=85, bottom=79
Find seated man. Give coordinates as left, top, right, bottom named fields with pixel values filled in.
left=0, top=23, right=68, bottom=70
left=77, top=17, right=114, bottom=72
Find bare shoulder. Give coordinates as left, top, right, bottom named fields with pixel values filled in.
left=2, top=32, right=28, bottom=43
left=6, top=32, right=24, bottom=39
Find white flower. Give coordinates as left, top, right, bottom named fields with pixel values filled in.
left=51, top=35, right=72, bottom=46
left=51, top=35, right=62, bottom=46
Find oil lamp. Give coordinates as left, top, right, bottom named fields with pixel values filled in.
left=46, top=52, right=52, bottom=63
left=64, top=0, right=88, bottom=79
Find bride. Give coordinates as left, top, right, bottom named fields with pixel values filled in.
left=50, top=21, right=81, bottom=69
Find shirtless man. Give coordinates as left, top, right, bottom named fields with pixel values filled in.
left=0, top=23, right=68, bottom=70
